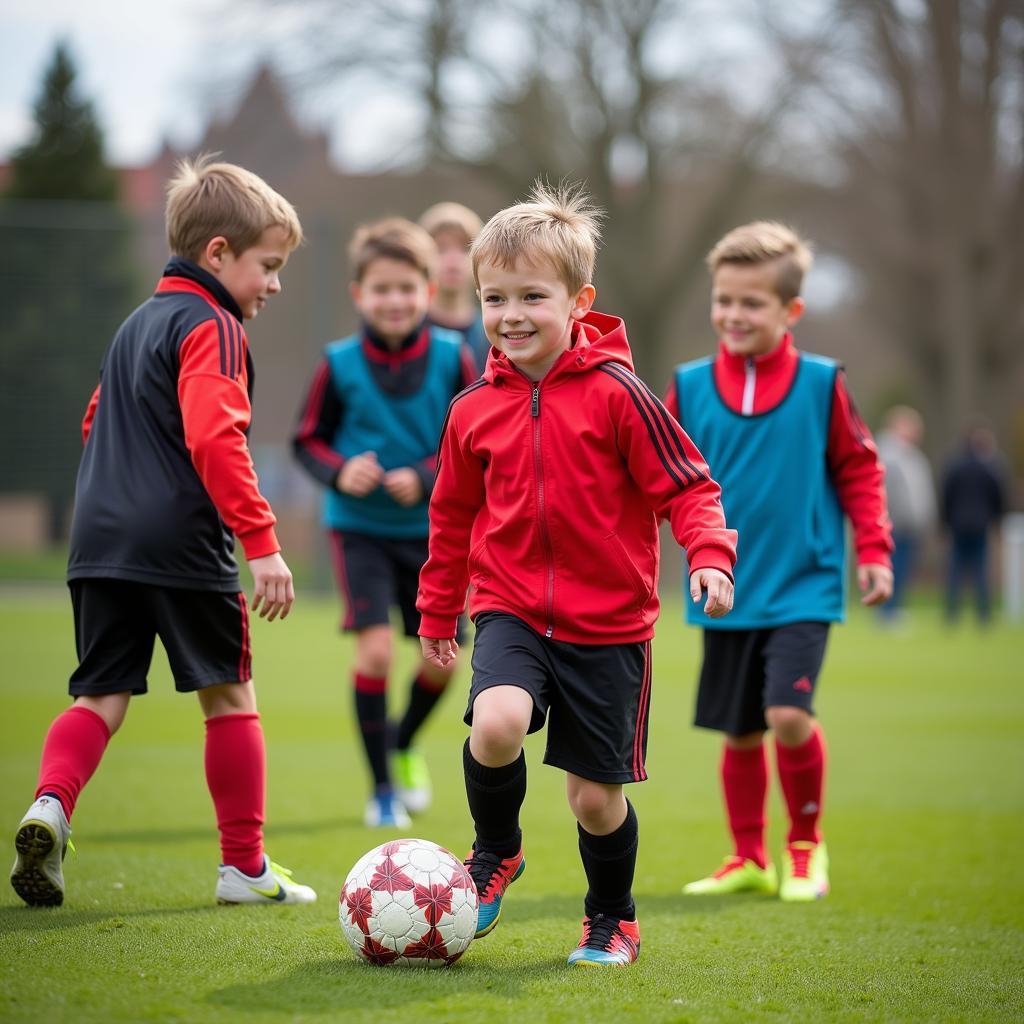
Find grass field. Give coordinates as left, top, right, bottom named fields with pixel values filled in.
left=1, top=587, right=1021, bottom=1023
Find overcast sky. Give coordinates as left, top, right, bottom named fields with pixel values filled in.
left=0, top=1, right=227, bottom=164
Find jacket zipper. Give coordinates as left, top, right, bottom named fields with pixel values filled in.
left=532, top=384, right=556, bottom=637
left=742, top=357, right=756, bottom=416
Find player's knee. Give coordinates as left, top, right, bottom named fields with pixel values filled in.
left=567, top=780, right=622, bottom=831
left=766, top=705, right=813, bottom=745
left=471, top=710, right=527, bottom=762
left=355, top=628, right=393, bottom=678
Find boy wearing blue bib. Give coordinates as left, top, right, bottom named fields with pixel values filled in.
left=293, top=218, right=477, bottom=827
left=667, top=222, right=893, bottom=901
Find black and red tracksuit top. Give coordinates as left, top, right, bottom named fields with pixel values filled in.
left=416, top=310, right=738, bottom=645
left=67, top=258, right=278, bottom=592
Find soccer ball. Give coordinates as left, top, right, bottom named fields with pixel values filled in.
left=339, top=838, right=478, bottom=967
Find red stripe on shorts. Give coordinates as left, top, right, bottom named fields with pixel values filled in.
left=632, top=641, right=652, bottom=781
left=328, top=530, right=355, bottom=630
left=237, top=592, right=252, bottom=681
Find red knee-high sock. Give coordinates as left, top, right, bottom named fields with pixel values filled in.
left=721, top=744, right=768, bottom=868
left=776, top=728, right=826, bottom=845
left=35, top=705, right=111, bottom=819
left=205, top=712, right=265, bottom=877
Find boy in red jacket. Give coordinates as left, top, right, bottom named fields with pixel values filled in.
left=417, top=183, right=737, bottom=965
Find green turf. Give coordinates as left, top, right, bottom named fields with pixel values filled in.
left=1, top=590, right=1021, bottom=1023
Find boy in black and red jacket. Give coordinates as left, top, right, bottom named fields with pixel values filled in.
left=11, top=157, right=317, bottom=909
left=417, top=182, right=737, bottom=966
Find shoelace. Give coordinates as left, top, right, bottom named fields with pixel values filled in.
left=583, top=913, right=621, bottom=951
left=789, top=846, right=812, bottom=879
left=269, top=861, right=294, bottom=879
left=464, top=849, right=507, bottom=900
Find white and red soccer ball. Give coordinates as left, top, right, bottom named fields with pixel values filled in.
left=339, top=838, right=478, bottom=967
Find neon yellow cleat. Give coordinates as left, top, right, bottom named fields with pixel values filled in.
left=392, top=748, right=432, bottom=815
left=780, top=841, right=829, bottom=902
left=683, top=856, right=778, bottom=896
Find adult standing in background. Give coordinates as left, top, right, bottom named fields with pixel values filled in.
left=877, top=406, right=936, bottom=622
left=941, top=421, right=1010, bottom=624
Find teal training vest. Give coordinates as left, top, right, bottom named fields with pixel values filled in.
left=323, top=328, right=462, bottom=538
left=674, top=353, right=846, bottom=629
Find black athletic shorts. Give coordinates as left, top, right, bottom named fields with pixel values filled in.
left=467, top=612, right=652, bottom=784
left=329, top=530, right=465, bottom=642
left=68, top=579, right=252, bottom=696
left=694, top=621, right=831, bottom=736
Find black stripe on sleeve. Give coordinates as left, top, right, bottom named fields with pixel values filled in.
left=600, top=364, right=706, bottom=485
left=212, top=314, right=227, bottom=376
left=234, top=320, right=246, bottom=382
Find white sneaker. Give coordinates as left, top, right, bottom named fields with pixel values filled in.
left=363, top=792, right=412, bottom=828
left=216, top=855, right=317, bottom=905
left=11, top=795, right=72, bottom=907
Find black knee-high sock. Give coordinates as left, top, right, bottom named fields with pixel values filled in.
left=463, top=738, right=526, bottom=856
left=354, top=673, right=389, bottom=790
left=396, top=672, right=448, bottom=751
left=578, top=800, right=638, bottom=921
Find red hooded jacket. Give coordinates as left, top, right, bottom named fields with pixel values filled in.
left=416, top=311, right=738, bottom=645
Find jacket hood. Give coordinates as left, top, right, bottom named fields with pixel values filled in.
left=484, top=310, right=634, bottom=386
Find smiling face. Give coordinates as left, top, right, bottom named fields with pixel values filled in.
left=710, top=261, right=805, bottom=358
left=477, top=257, right=595, bottom=381
left=209, top=225, right=292, bottom=319
left=351, top=256, right=435, bottom=348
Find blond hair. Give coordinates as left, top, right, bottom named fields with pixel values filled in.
left=471, top=180, right=602, bottom=293
left=166, top=154, right=303, bottom=262
left=419, top=201, right=483, bottom=245
left=706, top=221, right=813, bottom=302
left=348, top=217, right=437, bottom=282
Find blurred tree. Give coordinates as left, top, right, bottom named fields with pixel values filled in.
left=819, top=0, right=1024, bottom=455
left=0, top=42, right=138, bottom=541
left=234, top=0, right=830, bottom=375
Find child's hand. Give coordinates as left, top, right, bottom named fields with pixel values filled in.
left=689, top=568, right=734, bottom=618
left=420, top=636, right=459, bottom=669
left=383, top=467, right=423, bottom=507
left=857, top=563, right=894, bottom=606
left=248, top=552, right=295, bottom=621
left=337, top=452, right=384, bottom=496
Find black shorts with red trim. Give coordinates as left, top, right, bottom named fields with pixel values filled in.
left=694, top=622, right=831, bottom=736
left=329, top=529, right=465, bottom=642
left=467, top=612, right=652, bottom=784
left=68, top=579, right=252, bottom=695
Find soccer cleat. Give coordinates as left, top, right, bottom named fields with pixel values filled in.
left=779, top=841, right=829, bottom=902
left=392, top=748, right=432, bottom=815
left=683, top=855, right=779, bottom=896
left=567, top=914, right=641, bottom=966
left=464, top=845, right=525, bottom=938
left=216, top=855, right=317, bottom=905
left=10, top=795, right=72, bottom=907
left=363, top=792, right=412, bottom=828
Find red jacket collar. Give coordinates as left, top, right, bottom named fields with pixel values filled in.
left=716, top=331, right=796, bottom=376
